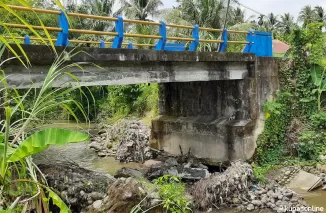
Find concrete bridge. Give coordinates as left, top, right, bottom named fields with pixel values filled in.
left=1, top=45, right=279, bottom=163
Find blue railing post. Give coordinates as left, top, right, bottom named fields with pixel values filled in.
left=24, top=35, right=30, bottom=45
left=243, top=30, right=253, bottom=53
left=189, top=24, right=199, bottom=51
left=128, top=42, right=133, bottom=49
left=112, top=16, right=124, bottom=48
left=155, top=21, right=166, bottom=50
left=56, top=9, right=69, bottom=47
left=243, top=31, right=272, bottom=56
left=219, top=28, right=228, bottom=52
left=99, top=40, right=105, bottom=48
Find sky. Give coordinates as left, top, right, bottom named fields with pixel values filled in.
left=160, top=0, right=326, bottom=20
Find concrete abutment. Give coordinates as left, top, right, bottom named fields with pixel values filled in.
left=150, top=57, right=280, bottom=164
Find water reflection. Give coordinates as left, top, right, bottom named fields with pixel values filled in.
left=33, top=142, right=144, bottom=175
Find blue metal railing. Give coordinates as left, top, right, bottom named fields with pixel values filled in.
left=1, top=5, right=273, bottom=56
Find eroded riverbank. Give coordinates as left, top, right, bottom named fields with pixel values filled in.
left=33, top=120, right=326, bottom=213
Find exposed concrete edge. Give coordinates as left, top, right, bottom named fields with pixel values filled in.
left=2, top=44, right=257, bottom=66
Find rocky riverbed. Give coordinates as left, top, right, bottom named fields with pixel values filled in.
left=37, top=157, right=326, bottom=213
left=34, top=119, right=326, bottom=213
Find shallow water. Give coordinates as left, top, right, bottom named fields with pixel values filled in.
left=33, top=141, right=144, bottom=175
left=292, top=188, right=326, bottom=211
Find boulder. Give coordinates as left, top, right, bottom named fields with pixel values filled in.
left=145, top=158, right=210, bottom=181
left=114, top=167, right=145, bottom=179
left=143, top=160, right=163, bottom=167
left=38, top=163, right=115, bottom=213
left=102, top=177, right=160, bottom=213
left=103, top=178, right=144, bottom=213
left=247, top=204, right=255, bottom=211
left=92, top=200, right=103, bottom=210
left=89, top=192, right=104, bottom=201
left=164, top=158, right=179, bottom=167
left=89, top=142, right=103, bottom=152
left=181, top=167, right=210, bottom=180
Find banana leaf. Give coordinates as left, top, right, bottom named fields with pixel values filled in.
left=8, top=128, right=89, bottom=162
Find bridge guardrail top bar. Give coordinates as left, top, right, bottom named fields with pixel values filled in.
left=1, top=4, right=273, bottom=56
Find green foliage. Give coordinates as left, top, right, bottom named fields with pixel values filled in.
left=153, top=175, right=191, bottom=213
left=256, top=23, right=326, bottom=167
left=1, top=13, right=90, bottom=210
left=256, top=92, right=293, bottom=165
left=6, top=128, right=89, bottom=162
left=99, top=83, right=158, bottom=121
left=252, top=164, right=278, bottom=183
left=310, top=111, right=326, bottom=129
left=297, top=131, right=326, bottom=161
left=309, top=65, right=326, bottom=111
left=67, top=86, right=105, bottom=121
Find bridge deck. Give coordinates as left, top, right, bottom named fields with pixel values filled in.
left=2, top=45, right=256, bottom=88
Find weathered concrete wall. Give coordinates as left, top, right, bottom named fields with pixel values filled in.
left=1, top=45, right=255, bottom=88
left=151, top=57, right=280, bottom=164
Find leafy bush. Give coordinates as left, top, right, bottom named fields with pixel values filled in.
left=310, top=112, right=326, bottom=129
left=153, top=175, right=192, bottom=213
left=256, top=92, right=293, bottom=165
left=0, top=48, right=90, bottom=212
left=252, top=164, right=277, bottom=183
left=99, top=84, right=158, bottom=121
left=256, top=23, right=326, bottom=166
left=298, top=131, right=325, bottom=161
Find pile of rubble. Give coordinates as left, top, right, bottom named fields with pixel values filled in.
left=191, top=161, right=309, bottom=213
left=89, top=119, right=153, bottom=162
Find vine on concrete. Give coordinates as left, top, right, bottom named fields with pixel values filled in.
left=256, top=23, right=326, bottom=165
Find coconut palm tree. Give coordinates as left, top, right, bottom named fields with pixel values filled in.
left=314, top=6, right=326, bottom=27
left=170, top=0, right=227, bottom=29
left=116, top=0, right=163, bottom=21
left=257, top=14, right=264, bottom=26
left=230, top=7, right=245, bottom=24
left=266, top=13, right=279, bottom=30
left=299, top=5, right=316, bottom=27
left=77, top=0, right=115, bottom=31
left=278, top=13, right=295, bottom=34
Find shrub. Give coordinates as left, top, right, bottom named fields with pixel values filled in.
left=298, top=131, right=326, bottom=161
left=153, top=175, right=192, bottom=213
left=310, top=112, right=326, bottom=129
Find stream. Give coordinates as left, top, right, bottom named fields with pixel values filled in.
left=33, top=121, right=326, bottom=212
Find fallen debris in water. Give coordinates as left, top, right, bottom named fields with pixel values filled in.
left=287, top=170, right=323, bottom=192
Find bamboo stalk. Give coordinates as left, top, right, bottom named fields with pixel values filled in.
left=5, top=5, right=60, bottom=15
left=227, top=30, right=250, bottom=34
left=167, top=37, right=194, bottom=41
left=124, top=19, right=160, bottom=26
left=199, top=27, right=223, bottom=32
left=199, top=39, right=223, bottom=43
left=124, top=33, right=161, bottom=39
left=166, top=23, right=194, bottom=29
left=69, top=29, right=117, bottom=36
left=227, top=41, right=250, bottom=44
left=67, top=13, right=117, bottom=21
left=3, top=23, right=62, bottom=31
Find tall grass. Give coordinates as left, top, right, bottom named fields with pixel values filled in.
left=0, top=1, right=93, bottom=212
